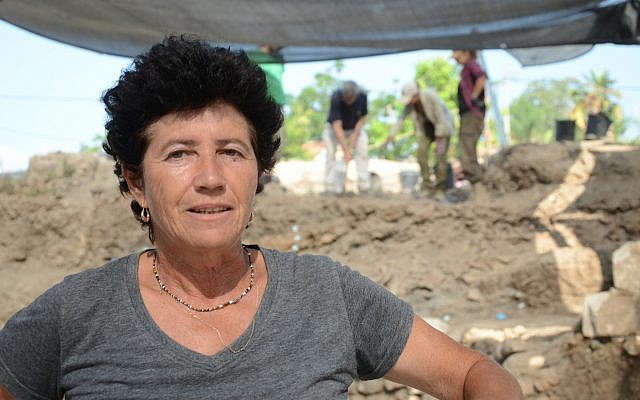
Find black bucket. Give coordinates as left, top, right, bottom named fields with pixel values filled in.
left=585, top=113, right=612, bottom=139
left=555, top=120, right=576, bottom=142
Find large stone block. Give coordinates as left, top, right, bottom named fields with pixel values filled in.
left=553, top=247, right=603, bottom=313
left=357, top=379, right=384, bottom=395
left=582, top=289, right=640, bottom=338
left=613, top=241, right=640, bottom=296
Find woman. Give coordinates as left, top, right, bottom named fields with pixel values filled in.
left=0, top=36, right=522, bottom=399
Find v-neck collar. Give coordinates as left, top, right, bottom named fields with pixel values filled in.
left=124, top=245, right=278, bottom=372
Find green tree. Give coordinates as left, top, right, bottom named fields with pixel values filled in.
left=80, top=133, right=106, bottom=153
left=509, top=78, right=581, bottom=143
left=571, top=70, right=625, bottom=138
left=367, top=91, right=413, bottom=159
left=510, top=71, right=627, bottom=144
left=284, top=57, right=460, bottom=161
left=415, top=57, right=459, bottom=114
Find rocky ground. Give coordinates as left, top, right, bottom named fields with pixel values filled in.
left=1, top=140, right=639, bottom=399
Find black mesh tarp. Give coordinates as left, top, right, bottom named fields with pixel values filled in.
left=1, top=0, right=638, bottom=62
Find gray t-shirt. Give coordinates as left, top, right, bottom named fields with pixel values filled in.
left=0, top=247, right=413, bottom=399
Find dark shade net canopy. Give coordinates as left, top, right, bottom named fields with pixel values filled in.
left=1, top=0, right=638, bottom=64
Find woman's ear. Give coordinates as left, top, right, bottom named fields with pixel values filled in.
left=121, top=165, right=146, bottom=207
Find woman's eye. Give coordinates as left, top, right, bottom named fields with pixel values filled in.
left=220, top=149, right=242, bottom=158
left=168, top=150, right=188, bottom=159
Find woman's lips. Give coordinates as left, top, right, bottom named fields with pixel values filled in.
left=188, top=206, right=231, bottom=214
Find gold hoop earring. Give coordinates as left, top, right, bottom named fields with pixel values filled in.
left=141, top=207, right=151, bottom=223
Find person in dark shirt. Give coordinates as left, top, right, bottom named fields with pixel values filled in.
left=453, top=49, right=487, bottom=184
left=322, top=80, right=370, bottom=194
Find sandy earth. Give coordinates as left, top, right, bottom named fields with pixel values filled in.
left=1, top=140, right=639, bottom=399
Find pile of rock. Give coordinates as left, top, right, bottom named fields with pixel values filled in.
left=348, top=379, right=435, bottom=400
left=582, top=241, right=640, bottom=354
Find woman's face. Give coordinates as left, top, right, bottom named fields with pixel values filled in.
left=126, top=102, right=258, bottom=251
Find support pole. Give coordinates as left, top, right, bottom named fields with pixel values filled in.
left=478, top=51, right=509, bottom=148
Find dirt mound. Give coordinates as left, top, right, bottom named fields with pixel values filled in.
left=486, top=142, right=584, bottom=191
left=1, top=141, right=639, bottom=399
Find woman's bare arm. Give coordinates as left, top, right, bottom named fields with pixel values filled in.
left=0, top=385, right=15, bottom=400
left=385, top=315, right=523, bottom=400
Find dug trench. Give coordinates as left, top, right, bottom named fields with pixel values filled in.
left=1, top=140, right=638, bottom=399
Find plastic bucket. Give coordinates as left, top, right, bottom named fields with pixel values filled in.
left=334, top=160, right=346, bottom=192
left=555, top=120, right=576, bottom=142
left=399, top=170, right=419, bottom=192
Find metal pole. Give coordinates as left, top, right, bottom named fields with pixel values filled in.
left=478, top=51, right=509, bottom=148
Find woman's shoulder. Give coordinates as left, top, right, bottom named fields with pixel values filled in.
left=3, top=252, right=142, bottom=333
left=59, top=251, right=140, bottom=287
left=38, top=251, right=142, bottom=307
left=258, top=246, right=362, bottom=292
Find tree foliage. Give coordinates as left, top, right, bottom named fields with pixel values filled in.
left=509, top=78, right=580, bottom=143
left=283, top=57, right=461, bottom=161
left=509, top=70, right=626, bottom=143
left=284, top=60, right=629, bottom=159
left=80, top=133, right=106, bottom=154
left=415, top=57, right=459, bottom=114
left=366, top=92, right=408, bottom=159
left=571, top=70, right=625, bottom=138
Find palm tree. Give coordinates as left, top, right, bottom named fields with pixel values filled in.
left=570, top=70, right=625, bottom=139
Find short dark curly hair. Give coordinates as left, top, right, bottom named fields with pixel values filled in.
left=102, top=35, right=283, bottom=237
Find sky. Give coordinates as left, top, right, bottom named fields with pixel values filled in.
left=1, top=19, right=639, bottom=173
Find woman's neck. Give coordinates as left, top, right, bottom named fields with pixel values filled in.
left=152, top=241, right=251, bottom=301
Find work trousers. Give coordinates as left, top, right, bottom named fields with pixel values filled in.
left=323, top=124, right=370, bottom=193
left=459, top=111, right=484, bottom=183
left=417, top=132, right=450, bottom=191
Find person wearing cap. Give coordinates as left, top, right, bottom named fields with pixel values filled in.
left=323, top=80, right=370, bottom=194
left=384, top=82, right=454, bottom=195
left=452, top=49, right=487, bottom=184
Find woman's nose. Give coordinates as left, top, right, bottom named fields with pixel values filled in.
left=194, top=153, right=225, bottom=191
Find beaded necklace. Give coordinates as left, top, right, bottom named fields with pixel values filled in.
left=152, top=246, right=255, bottom=312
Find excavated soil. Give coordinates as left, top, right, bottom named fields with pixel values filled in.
left=1, top=140, right=639, bottom=399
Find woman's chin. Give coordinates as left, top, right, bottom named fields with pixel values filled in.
left=185, top=230, right=243, bottom=250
